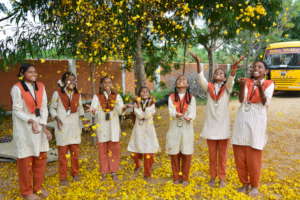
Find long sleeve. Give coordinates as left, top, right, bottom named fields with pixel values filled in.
left=264, top=83, right=275, bottom=106
left=49, top=91, right=59, bottom=119
left=78, top=95, right=85, bottom=116
left=90, top=95, right=100, bottom=112
left=39, top=88, right=48, bottom=125
left=185, top=96, right=196, bottom=120
left=225, top=75, right=235, bottom=93
left=168, top=96, right=177, bottom=118
left=11, top=86, right=32, bottom=122
left=114, top=94, right=124, bottom=115
left=198, top=71, right=208, bottom=91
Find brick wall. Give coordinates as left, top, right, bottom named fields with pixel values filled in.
left=0, top=59, right=228, bottom=110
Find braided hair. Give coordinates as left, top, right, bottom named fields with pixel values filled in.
left=59, top=71, right=79, bottom=94
left=174, top=75, right=192, bottom=104
left=18, top=63, right=39, bottom=91
left=99, top=76, right=116, bottom=95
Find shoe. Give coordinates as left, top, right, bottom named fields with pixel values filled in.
left=73, top=175, right=80, bottom=182
left=237, top=184, right=250, bottom=193
left=23, top=194, right=41, bottom=200
left=134, top=167, right=141, bottom=175
left=248, top=187, right=259, bottom=197
left=208, top=179, right=215, bottom=187
left=173, top=180, right=180, bottom=184
left=111, top=173, right=118, bottom=181
left=60, top=180, right=69, bottom=186
left=219, top=180, right=226, bottom=188
left=101, top=174, right=107, bottom=180
left=182, top=181, right=189, bottom=186
left=37, top=189, right=49, bottom=199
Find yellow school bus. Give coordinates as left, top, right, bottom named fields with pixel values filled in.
left=264, top=41, right=300, bottom=91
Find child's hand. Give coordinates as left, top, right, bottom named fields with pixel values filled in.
left=43, top=127, right=52, bottom=141
left=189, top=52, right=201, bottom=63
left=176, top=113, right=183, bottom=118
left=28, top=120, right=40, bottom=134
left=189, top=52, right=202, bottom=73
left=55, top=117, right=63, bottom=130
left=184, top=117, right=191, bottom=121
left=254, top=80, right=262, bottom=87
left=230, top=56, right=244, bottom=76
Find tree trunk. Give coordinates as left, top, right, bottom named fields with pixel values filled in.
left=90, top=63, right=96, bottom=95
left=134, top=33, right=146, bottom=94
left=207, top=47, right=214, bottom=81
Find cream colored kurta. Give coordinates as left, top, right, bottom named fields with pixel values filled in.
left=11, top=82, right=49, bottom=159
left=232, top=80, right=275, bottom=150
left=49, top=90, right=84, bottom=146
left=90, top=93, right=124, bottom=143
left=199, top=72, right=235, bottom=140
left=127, top=103, right=160, bottom=154
left=166, top=94, right=196, bottom=155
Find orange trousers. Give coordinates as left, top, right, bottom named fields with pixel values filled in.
left=170, top=152, right=192, bottom=181
left=58, top=144, right=80, bottom=181
left=233, top=145, right=262, bottom=187
left=207, top=139, right=229, bottom=180
left=97, top=141, right=120, bottom=174
left=16, top=152, right=47, bottom=196
left=131, top=153, right=154, bottom=177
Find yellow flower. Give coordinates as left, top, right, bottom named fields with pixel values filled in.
left=40, top=58, right=46, bottom=63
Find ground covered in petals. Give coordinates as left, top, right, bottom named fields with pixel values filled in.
left=0, top=96, right=299, bottom=200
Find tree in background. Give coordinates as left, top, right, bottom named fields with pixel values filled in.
left=173, top=0, right=283, bottom=80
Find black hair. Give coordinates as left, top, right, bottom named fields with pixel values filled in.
left=18, top=63, right=34, bottom=78
left=137, top=86, right=150, bottom=97
left=59, top=71, right=78, bottom=93
left=18, top=63, right=38, bottom=91
left=251, top=60, right=269, bottom=79
left=99, top=76, right=115, bottom=94
left=174, top=75, right=192, bottom=104
left=253, top=60, right=268, bottom=69
left=212, top=67, right=227, bottom=89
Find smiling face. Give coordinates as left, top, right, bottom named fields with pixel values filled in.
left=65, top=74, right=77, bottom=91
left=213, top=68, right=226, bottom=83
left=101, top=77, right=113, bottom=92
left=176, top=75, right=189, bottom=89
left=23, top=66, right=38, bottom=82
left=140, top=87, right=150, bottom=100
left=251, top=61, right=268, bottom=80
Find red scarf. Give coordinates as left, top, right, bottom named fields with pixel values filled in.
left=15, top=81, right=44, bottom=114
left=170, top=93, right=190, bottom=114
left=97, top=92, right=117, bottom=112
left=245, top=78, right=273, bottom=103
left=207, top=82, right=226, bottom=101
left=57, top=88, right=80, bottom=113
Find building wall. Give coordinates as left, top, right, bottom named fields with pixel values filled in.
left=0, top=59, right=229, bottom=110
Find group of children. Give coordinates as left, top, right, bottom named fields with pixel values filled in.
left=11, top=53, right=274, bottom=199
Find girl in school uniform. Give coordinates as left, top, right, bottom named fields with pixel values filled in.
left=232, top=61, right=274, bottom=197
left=90, top=76, right=128, bottom=180
left=191, top=53, right=241, bottom=188
left=127, top=86, right=160, bottom=180
left=11, top=63, right=52, bottom=200
left=50, top=72, right=85, bottom=186
left=166, top=75, right=196, bottom=186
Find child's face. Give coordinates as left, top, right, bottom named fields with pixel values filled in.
left=140, top=88, right=150, bottom=99
left=213, top=68, right=226, bottom=82
left=102, top=78, right=113, bottom=92
left=176, top=76, right=188, bottom=89
left=24, top=66, right=38, bottom=82
left=66, top=75, right=76, bottom=90
left=251, top=62, right=267, bottom=79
